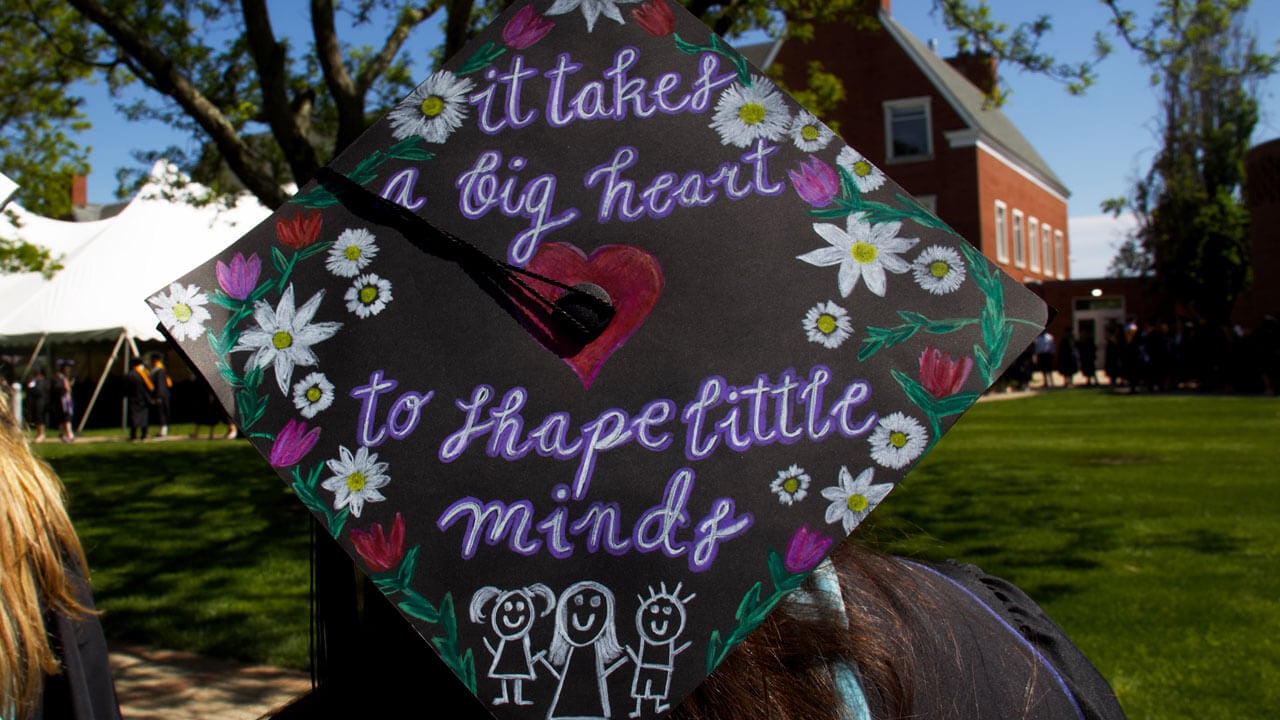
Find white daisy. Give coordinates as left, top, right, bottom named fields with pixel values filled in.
left=326, top=228, right=379, bottom=278
left=149, top=282, right=212, bottom=342
left=770, top=464, right=811, bottom=505
left=790, top=111, right=834, bottom=153
left=232, top=285, right=343, bottom=394
left=797, top=213, right=919, bottom=297
left=345, top=274, right=393, bottom=318
left=836, top=146, right=887, bottom=194
left=912, top=245, right=967, bottom=295
left=821, top=466, right=892, bottom=534
left=802, top=301, right=853, bottom=349
left=388, top=70, right=474, bottom=144
left=292, top=372, right=335, bottom=419
left=709, top=76, right=793, bottom=148
left=545, top=0, right=639, bottom=32
left=320, top=445, right=391, bottom=518
left=868, top=412, right=929, bottom=470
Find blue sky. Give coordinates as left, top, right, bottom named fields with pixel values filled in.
left=71, top=0, right=1280, bottom=278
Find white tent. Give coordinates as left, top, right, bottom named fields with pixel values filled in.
left=0, top=163, right=271, bottom=346
left=0, top=163, right=271, bottom=428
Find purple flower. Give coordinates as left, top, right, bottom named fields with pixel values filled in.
left=269, top=418, right=320, bottom=468
left=788, top=156, right=840, bottom=208
left=351, top=513, right=406, bottom=574
left=502, top=5, right=554, bottom=50
left=215, top=252, right=261, bottom=300
left=919, top=346, right=974, bottom=399
left=784, top=525, right=833, bottom=574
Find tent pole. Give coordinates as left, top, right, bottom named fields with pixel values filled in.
left=20, top=334, right=47, bottom=380
left=79, top=330, right=127, bottom=434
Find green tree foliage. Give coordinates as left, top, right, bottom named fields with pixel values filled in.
left=1104, top=0, right=1277, bottom=325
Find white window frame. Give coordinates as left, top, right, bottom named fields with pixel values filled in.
left=1028, top=216, right=1040, bottom=272
left=1042, top=223, right=1054, bottom=276
left=883, top=97, right=933, bottom=163
left=994, top=200, right=1009, bottom=264
left=1012, top=209, right=1025, bottom=268
left=1054, top=229, right=1066, bottom=279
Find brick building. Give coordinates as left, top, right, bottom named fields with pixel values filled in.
left=741, top=0, right=1070, bottom=285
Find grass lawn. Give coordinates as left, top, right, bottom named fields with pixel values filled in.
left=34, top=391, right=1280, bottom=719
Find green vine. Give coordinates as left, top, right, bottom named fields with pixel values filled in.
left=674, top=32, right=752, bottom=86
left=705, top=545, right=807, bottom=674
left=291, top=138, right=435, bottom=209
left=289, top=462, right=350, bottom=538
left=810, top=167, right=957, bottom=235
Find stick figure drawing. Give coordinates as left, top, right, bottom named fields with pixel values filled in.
left=470, top=584, right=557, bottom=706
left=540, top=580, right=627, bottom=720
left=627, top=582, right=695, bottom=717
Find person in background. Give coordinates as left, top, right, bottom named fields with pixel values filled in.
left=148, top=353, right=173, bottom=438
left=50, top=362, right=75, bottom=443
left=24, top=366, right=49, bottom=443
left=0, top=391, right=122, bottom=719
left=1057, top=329, right=1080, bottom=388
left=125, top=357, right=153, bottom=442
left=1033, top=330, right=1056, bottom=388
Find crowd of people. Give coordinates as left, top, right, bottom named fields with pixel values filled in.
left=15, top=354, right=237, bottom=442
left=1002, top=315, right=1280, bottom=395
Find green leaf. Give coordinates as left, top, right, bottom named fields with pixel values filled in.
left=735, top=582, right=762, bottom=621
left=673, top=33, right=702, bottom=56
left=400, top=598, right=441, bottom=623
left=397, top=545, right=420, bottom=587
left=271, top=246, right=288, bottom=274
left=932, top=392, right=981, bottom=417
left=457, top=41, right=505, bottom=76
left=894, top=370, right=939, bottom=416
left=329, top=508, right=349, bottom=538
left=387, top=137, right=435, bottom=162
left=705, top=630, right=723, bottom=674
left=766, top=546, right=787, bottom=588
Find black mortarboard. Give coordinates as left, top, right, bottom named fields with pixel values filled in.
left=150, top=2, right=1046, bottom=717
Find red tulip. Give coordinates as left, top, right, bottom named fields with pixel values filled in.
left=502, top=5, right=554, bottom=50
left=784, top=525, right=833, bottom=574
left=269, top=418, right=320, bottom=468
left=276, top=210, right=323, bottom=249
left=351, top=513, right=406, bottom=574
left=632, top=0, right=675, bottom=37
left=788, top=156, right=840, bottom=208
left=919, top=346, right=974, bottom=398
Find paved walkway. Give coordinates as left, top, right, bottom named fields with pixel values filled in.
left=110, top=647, right=310, bottom=720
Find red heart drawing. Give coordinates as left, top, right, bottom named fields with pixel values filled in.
left=523, top=243, right=664, bottom=389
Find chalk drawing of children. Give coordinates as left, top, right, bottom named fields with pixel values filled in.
left=470, top=584, right=557, bottom=706
left=627, top=582, right=695, bottom=717
left=540, top=580, right=627, bottom=720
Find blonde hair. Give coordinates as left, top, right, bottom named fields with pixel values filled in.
left=0, top=390, right=91, bottom=717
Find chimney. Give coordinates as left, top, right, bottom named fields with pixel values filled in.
left=946, top=52, right=998, bottom=96
left=70, top=174, right=88, bottom=206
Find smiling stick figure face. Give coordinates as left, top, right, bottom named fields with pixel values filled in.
left=560, top=582, right=612, bottom=647
left=635, top=582, right=694, bottom=644
left=492, top=590, right=535, bottom=640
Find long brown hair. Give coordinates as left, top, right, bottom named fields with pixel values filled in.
left=0, top=391, right=92, bottom=717
left=674, top=540, right=922, bottom=720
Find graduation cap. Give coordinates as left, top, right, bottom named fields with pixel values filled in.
left=150, top=1, right=1045, bottom=717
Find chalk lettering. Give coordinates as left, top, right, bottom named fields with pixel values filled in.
left=350, top=371, right=433, bottom=447
left=471, top=55, right=539, bottom=134
left=379, top=168, right=427, bottom=211
left=455, top=150, right=579, bottom=265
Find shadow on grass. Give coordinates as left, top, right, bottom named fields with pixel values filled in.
left=44, top=441, right=312, bottom=669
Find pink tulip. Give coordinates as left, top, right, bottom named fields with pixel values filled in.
left=502, top=5, right=554, bottom=50
left=919, top=346, right=974, bottom=398
left=788, top=156, right=840, bottom=208
left=351, top=513, right=406, bottom=574
left=215, top=252, right=261, bottom=300
left=269, top=418, right=320, bottom=468
left=784, top=525, right=833, bottom=574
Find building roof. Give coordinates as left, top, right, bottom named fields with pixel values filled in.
left=736, top=11, right=1070, bottom=199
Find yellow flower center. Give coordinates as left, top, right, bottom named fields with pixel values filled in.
left=783, top=477, right=800, bottom=494
left=738, top=102, right=767, bottom=126
left=851, top=242, right=878, bottom=264
left=272, top=331, right=293, bottom=349
left=347, top=472, right=367, bottom=492
left=853, top=159, right=874, bottom=178
left=817, top=314, right=837, bottom=334
left=306, top=386, right=323, bottom=403
left=173, top=303, right=193, bottom=322
left=846, top=494, right=868, bottom=513
left=801, top=124, right=821, bottom=141
left=344, top=245, right=362, bottom=261
left=930, top=260, right=951, bottom=279
left=421, top=95, right=445, bottom=118
left=359, top=286, right=378, bottom=304
left=890, top=431, right=908, bottom=449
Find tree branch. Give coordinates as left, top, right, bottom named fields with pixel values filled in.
left=241, top=0, right=321, bottom=188
left=64, top=0, right=290, bottom=208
